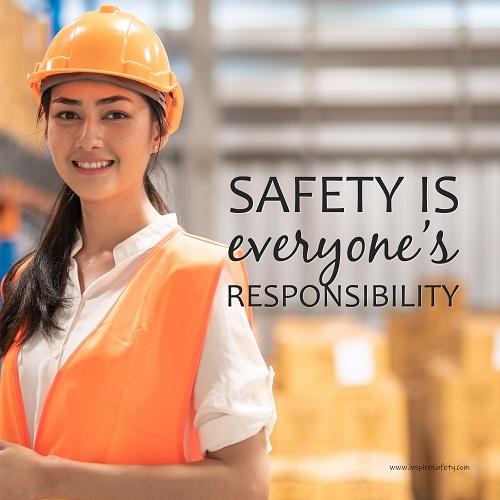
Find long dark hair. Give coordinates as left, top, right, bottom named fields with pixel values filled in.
left=0, top=86, right=170, bottom=355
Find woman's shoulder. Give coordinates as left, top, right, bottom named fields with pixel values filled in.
left=175, top=228, right=228, bottom=253
left=167, top=228, right=231, bottom=269
left=178, top=229, right=228, bottom=250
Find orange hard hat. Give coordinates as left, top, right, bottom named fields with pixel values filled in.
left=27, top=4, right=184, bottom=135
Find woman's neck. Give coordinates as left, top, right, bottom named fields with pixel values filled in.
left=77, top=194, right=164, bottom=259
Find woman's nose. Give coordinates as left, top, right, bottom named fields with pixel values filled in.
left=74, top=117, right=105, bottom=150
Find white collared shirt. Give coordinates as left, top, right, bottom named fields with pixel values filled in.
left=17, top=213, right=276, bottom=457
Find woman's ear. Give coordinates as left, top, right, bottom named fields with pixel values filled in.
left=151, top=120, right=169, bottom=154
left=159, top=129, right=169, bottom=151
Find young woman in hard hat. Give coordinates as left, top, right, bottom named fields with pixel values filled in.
left=0, top=5, right=275, bottom=499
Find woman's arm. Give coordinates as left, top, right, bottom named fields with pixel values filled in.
left=41, top=428, right=269, bottom=500
left=0, top=429, right=269, bottom=500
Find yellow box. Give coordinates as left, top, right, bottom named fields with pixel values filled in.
left=271, top=390, right=335, bottom=456
left=272, top=377, right=409, bottom=458
left=318, top=480, right=413, bottom=500
left=479, top=449, right=500, bottom=500
left=387, top=310, right=461, bottom=381
left=427, top=359, right=500, bottom=459
left=270, top=455, right=322, bottom=500
left=459, top=314, right=500, bottom=376
left=330, top=377, right=409, bottom=458
left=271, top=453, right=413, bottom=500
left=273, top=318, right=390, bottom=394
left=431, top=455, right=478, bottom=500
left=0, top=0, right=49, bottom=152
left=417, top=277, right=465, bottom=314
left=270, top=478, right=319, bottom=500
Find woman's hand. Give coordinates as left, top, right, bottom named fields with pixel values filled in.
left=0, top=440, right=48, bottom=500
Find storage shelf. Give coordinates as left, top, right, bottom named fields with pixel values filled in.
left=215, top=123, right=500, bottom=155
left=215, top=27, right=500, bottom=53
left=215, top=68, right=500, bottom=108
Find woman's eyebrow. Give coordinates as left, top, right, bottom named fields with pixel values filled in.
left=51, top=95, right=133, bottom=106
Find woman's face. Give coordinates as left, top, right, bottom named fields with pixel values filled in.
left=46, top=80, right=162, bottom=203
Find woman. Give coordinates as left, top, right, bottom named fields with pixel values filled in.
left=0, top=5, right=276, bottom=499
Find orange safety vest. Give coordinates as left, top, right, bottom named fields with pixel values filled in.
left=0, top=227, right=253, bottom=464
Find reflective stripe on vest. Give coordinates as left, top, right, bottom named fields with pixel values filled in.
left=0, top=227, right=253, bottom=464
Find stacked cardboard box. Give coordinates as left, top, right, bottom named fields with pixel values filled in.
left=480, top=450, right=500, bottom=500
left=270, top=316, right=412, bottom=499
left=0, top=0, right=49, bottom=152
left=386, top=279, right=465, bottom=500
left=270, top=452, right=413, bottom=500
left=426, top=314, right=500, bottom=500
left=273, top=316, right=387, bottom=392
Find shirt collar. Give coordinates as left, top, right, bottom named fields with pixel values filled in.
left=70, top=213, right=179, bottom=266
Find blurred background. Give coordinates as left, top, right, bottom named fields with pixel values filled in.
left=0, top=1, right=499, bottom=499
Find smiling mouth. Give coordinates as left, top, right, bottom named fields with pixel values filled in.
left=72, top=160, right=115, bottom=170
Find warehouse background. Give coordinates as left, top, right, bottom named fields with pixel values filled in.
left=0, top=1, right=499, bottom=499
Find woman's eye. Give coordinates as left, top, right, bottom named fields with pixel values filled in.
left=56, top=111, right=78, bottom=120
left=105, top=112, right=127, bottom=120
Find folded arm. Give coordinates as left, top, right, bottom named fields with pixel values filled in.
left=40, top=428, right=269, bottom=500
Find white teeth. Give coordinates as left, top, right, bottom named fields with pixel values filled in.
left=74, top=160, right=113, bottom=169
